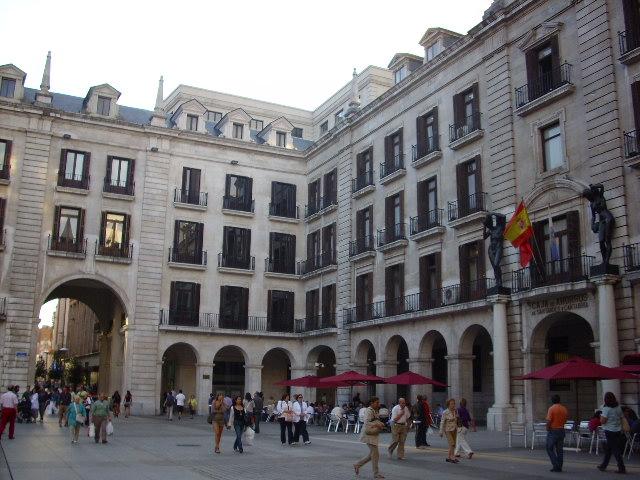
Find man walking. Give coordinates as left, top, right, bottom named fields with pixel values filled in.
left=545, top=394, right=568, bottom=473
left=175, top=389, right=186, bottom=420
left=253, top=392, right=263, bottom=433
left=58, top=386, right=71, bottom=427
left=412, top=395, right=427, bottom=448
left=354, top=397, right=385, bottom=479
left=292, top=394, right=310, bottom=445
left=0, top=385, right=19, bottom=440
left=165, top=391, right=175, bottom=421
left=388, top=397, right=411, bottom=460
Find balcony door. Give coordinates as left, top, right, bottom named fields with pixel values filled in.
left=106, top=156, right=134, bottom=193
left=321, top=284, right=336, bottom=327
left=385, top=192, right=404, bottom=240
left=307, top=230, right=320, bottom=264
left=99, top=212, right=130, bottom=255
left=385, top=263, right=404, bottom=316
left=308, top=179, right=320, bottom=212
left=169, top=281, right=200, bottom=326
left=173, top=220, right=204, bottom=264
left=532, top=211, right=581, bottom=285
left=223, top=226, right=251, bottom=268
left=419, top=252, right=441, bottom=308
left=356, top=273, right=373, bottom=320
left=267, top=290, right=294, bottom=332
left=271, top=181, right=296, bottom=217
left=323, top=169, right=337, bottom=205
left=525, top=37, right=560, bottom=98
left=356, top=205, right=373, bottom=249
left=322, top=223, right=336, bottom=261
left=357, top=148, right=373, bottom=177
left=456, top=157, right=482, bottom=216
left=182, top=167, right=201, bottom=204
left=219, top=286, right=249, bottom=329
left=459, top=240, right=485, bottom=300
left=416, top=108, right=438, bottom=156
left=269, top=232, right=295, bottom=274
left=417, top=177, right=437, bottom=228
left=53, top=206, right=84, bottom=251
left=306, top=289, right=320, bottom=328
left=225, top=174, right=253, bottom=210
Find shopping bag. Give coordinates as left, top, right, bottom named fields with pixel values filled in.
left=242, top=426, right=255, bottom=446
left=88, top=424, right=95, bottom=437
left=106, top=420, right=114, bottom=436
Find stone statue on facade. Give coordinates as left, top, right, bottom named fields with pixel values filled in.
left=582, top=183, right=615, bottom=271
left=483, top=213, right=507, bottom=290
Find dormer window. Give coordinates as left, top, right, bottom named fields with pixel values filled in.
left=187, top=114, right=199, bottom=131
left=0, top=78, right=16, bottom=98
left=394, top=66, right=407, bottom=84
left=97, top=96, right=111, bottom=116
left=233, top=123, right=244, bottom=140
left=320, top=121, right=328, bottom=134
left=276, top=132, right=287, bottom=147
left=207, top=111, right=222, bottom=123
left=426, top=43, right=442, bottom=62
left=292, top=127, right=303, bottom=138
left=250, top=119, right=263, bottom=131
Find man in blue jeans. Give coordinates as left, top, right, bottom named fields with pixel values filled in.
left=545, top=394, right=568, bottom=473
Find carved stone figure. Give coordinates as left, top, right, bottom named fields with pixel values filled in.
left=582, top=183, right=615, bottom=268
left=483, top=213, right=506, bottom=287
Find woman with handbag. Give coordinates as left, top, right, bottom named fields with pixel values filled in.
left=439, top=398, right=459, bottom=464
left=67, top=396, right=87, bottom=444
left=354, top=397, right=385, bottom=479
left=211, top=394, right=227, bottom=454
left=597, top=391, right=627, bottom=474
left=276, top=393, right=294, bottom=445
left=227, top=395, right=247, bottom=453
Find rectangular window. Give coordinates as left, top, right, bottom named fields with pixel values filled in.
left=323, top=169, right=337, bottom=205
left=419, top=252, right=441, bottom=308
left=542, top=122, right=563, bottom=171
left=357, top=148, right=373, bottom=176
left=99, top=212, right=130, bottom=257
left=186, top=114, right=199, bottom=131
left=276, top=131, right=287, bottom=147
left=356, top=272, right=373, bottom=319
left=306, top=289, right=320, bottom=326
left=426, top=43, right=441, bottom=62
left=97, top=96, right=111, bottom=116
left=622, top=0, right=640, bottom=53
left=455, top=156, right=482, bottom=217
left=307, top=178, right=321, bottom=214
left=459, top=240, right=486, bottom=301
left=0, top=139, right=11, bottom=178
left=219, top=286, right=249, bottom=329
left=525, top=37, right=560, bottom=101
left=452, top=83, right=480, bottom=138
left=0, top=78, right=16, bottom=98
left=169, top=281, right=200, bottom=326
left=306, top=230, right=320, bottom=267
left=321, top=284, right=336, bottom=327
left=385, top=263, right=405, bottom=315
left=334, top=109, right=343, bottom=123
left=384, top=191, right=404, bottom=238
left=105, top=156, right=134, bottom=194
left=416, top=108, right=438, bottom=157
left=172, top=220, right=204, bottom=264
left=291, top=127, right=303, bottom=138
left=249, top=119, right=263, bottom=131
left=222, top=226, right=252, bottom=269
left=181, top=167, right=202, bottom=205
left=394, top=66, right=407, bottom=84
left=52, top=206, right=84, bottom=252
left=320, top=120, right=328, bottom=134
left=59, top=149, right=90, bottom=188
left=233, top=123, right=244, bottom=139
left=385, top=130, right=403, bottom=166
left=322, top=223, right=336, bottom=262
left=207, top=111, right=222, bottom=123
left=224, top=174, right=253, bottom=211
left=417, top=176, right=438, bottom=229
left=270, top=181, right=296, bottom=217
left=269, top=232, right=296, bottom=274
left=356, top=205, right=374, bottom=244
left=267, top=290, right=294, bottom=332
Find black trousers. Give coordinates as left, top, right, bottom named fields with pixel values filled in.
left=279, top=418, right=293, bottom=444
left=294, top=420, right=309, bottom=443
left=415, top=422, right=427, bottom=447
left=601, top=430, right=625, bottom=471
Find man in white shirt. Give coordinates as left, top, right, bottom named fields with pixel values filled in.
left=0, top=385, right=19, bottom=440
left=292, top=394, right=310, bottom=445
left=388, top=397, right=411, bottom=460
left=175, top=390, right=186, bottom=420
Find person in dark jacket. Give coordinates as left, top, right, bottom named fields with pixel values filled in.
left=253, top=392, right=264, bottom=433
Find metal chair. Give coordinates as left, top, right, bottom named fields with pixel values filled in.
left=589, top=426, right=606, bottom=454
left=623, top=432, right=638, bottom=460
left=327, top=413, right=342, bottom=432
left=508, top=422, right=527, bottom=448
left=345, top=413, right=357, bottom=434
left=574, top=421, right=591, bottom=450
left=355, top=408, right=366, bottom=434
left=531, top=422, right=548, bottom=450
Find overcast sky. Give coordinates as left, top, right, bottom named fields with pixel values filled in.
left=1, top=0, right=492, bottom=112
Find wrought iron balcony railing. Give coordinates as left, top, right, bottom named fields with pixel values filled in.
left=623, top=243, right=640, bottom=273
left=160, top=309, right=302, bottom=334
left=623, top=130, right=639, bottom=159
left=48, top=235, right=87, bottom=255
left=57, top=171, right=90, bottom=189
left=223, top=196, right=254, bottom=213
left=619, top=30, right=640, bottom=57
left=349, top=235, right=376, bottom=257
left=515, top=63, right=573, bottom=108
left=380, top=154, right=405, bottom=180
left=299, top=313, right=336, bottom=332
left=377, top=223, right=406, bottom=247
left=352, top=170, right=374, bottom=193
left=511, top=255, right=594, bottom=293
left=410, top=209, right=444, bottom=234
left=305, top=196, right=337, bottom=218
left=449, top=112, right=482, bottom=143
left=268, top=202, right=299, bottom=219
left=264, top=256, right=296, bottom=275
left=448, top=192, right=488, bottom=221
left=174, top=188, right=208, bottom=206
left=218, top=252, right=255, bottom=270
left=168, top=247, right=207, bottom=266
left=411, top=135, right=440, bottom=161
left=297, top=251, right=336, bottom=275
left=95, top=241, right=133, bottom=259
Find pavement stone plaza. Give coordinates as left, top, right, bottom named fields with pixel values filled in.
left=1, top=415, right=638, bottom=480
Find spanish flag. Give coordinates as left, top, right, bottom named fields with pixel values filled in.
left=504, top=201, right=534, bottom=267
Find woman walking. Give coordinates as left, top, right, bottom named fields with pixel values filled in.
left=227, top=395, right=247, bottom=453
left=243, top=392, right=255, bottom=426
left=111, top=391, right=121, bottom=418
left=455, top=398, right=474, bottom=459
left=188, top=394, right=198, bottom=419
left=67, top=396, right=87, bottom=444
left=91, top=394, right=111, bottom=444
left=123, top=391, right=132, bottom=418
left=276, top=393, right=294, bottom=445
left=597, top=391, right=626, bottom=474
left=354, top=397, right=385, bottom=479
left=440, top=398, right=459, bottom=464
left=211, top=394, right=227, bottom=454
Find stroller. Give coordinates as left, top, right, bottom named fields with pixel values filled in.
left=16, top=399, right=33, bottom=423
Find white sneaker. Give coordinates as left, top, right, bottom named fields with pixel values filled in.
left=304, top=441, right=311, bottom=445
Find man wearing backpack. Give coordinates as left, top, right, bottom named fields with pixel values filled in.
left=165, top=391, right=175, bottom=421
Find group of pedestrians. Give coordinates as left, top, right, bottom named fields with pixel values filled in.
left=206, top=391, right=264, bottom=454
left=163, top=389, right=198, bottom=420
left=276, top=393, right=312, bottom=446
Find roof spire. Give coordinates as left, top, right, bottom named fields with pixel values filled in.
left=151, top=75, right=167, bottom=127
left=344, top=68, right=361, bottom=119
left=35, top=51, right=52, bottom=104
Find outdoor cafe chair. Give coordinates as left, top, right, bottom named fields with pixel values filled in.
left=589, top=426, right=606, bottom=454
left=355, top=408, right=366, bottom=434
left=574, top=421, right=591, bottom=451
left=508, top=422, right=527, bottom=448
left=563, top=420, right=577, bottom=449
left=345, top=413, right=358, bottom=434
left=623, top=432, right=638, bottom=460
left=531, top=422, right=548, bottom=449
left=327, top=413, right=343, bottom=432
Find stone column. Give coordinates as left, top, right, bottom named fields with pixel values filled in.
left=407, top=358, right=433, bottom=401
left=375, top=361, right=397, bottom=405
left=445, top=354, right=474, bottom=404
left=486, top=295, right=516, bottom=431
left=244, top=364, right=263, bottom=397
left=155, top=360, right=163, bottom=416
left=592, top=274, right=621, bottom=398
left=522, top=348, right=546, bottom=426
left=196, top=363, right=212, bottom=415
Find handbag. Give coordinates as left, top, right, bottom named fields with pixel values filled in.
left=621, top=415, right=630, bottom=433
left=75, top=404, right=86, bottom=424
left=206, top=413, right=213, bottom=424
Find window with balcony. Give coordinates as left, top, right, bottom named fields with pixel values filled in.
left=51, top=206, right=85, bottom=253
left=224, top=174, right=253, bottom=212
left=541, top=122, right=563, bottom=171
left=270, top=181, right=296, bottom=218
left=292, top=127, right=303, bottom=138
left=276, top=131, right=287, bottom=147
left=320, top=120, right=328, bottom=134
left=394, top=66, right=407, bottom=84
left=419, top=252, right=441, bottom=308
left=169, top=281, right=200, bottom=326
left=178, top=167, right=204, bottom=205
left=219, top=285, right=249, bottom=329
left=355, top=272, right=373, bottom=320
left=626, top=81, right=640, bottom=158
left=321, top=284, right=336, bottom=327
left=353, top=147, right=374, bottom=193
left=453, top=156, right=484, bottom=219
left=232, top=123, right=244, bottom=139
left=267, top=290, right=294, bottom=332
left=104, top=156, right=134, bottom=195
left=380, top=191, right=404, bottom=245
left=382, top=129, right=404, bottom=178
left=0, top=78, right=16, bottom=98
left=268, top=232, right=296, bottom=274
left=416, top=108, right=439, bottom=158
left=98, top=212, right=130, bottom=257
left=323, top=169, right=337, bottom=206
left=0, top=139, right=11, bottom=179
left=186, top=114, right=199, bottom=131
left=306, top=178, right=321, bottom=216
left=414, top=176, right=439, bottom=232
left=222, top=226, right=251, bottom=269
left=207, top=111, right=223, bottom=123
left=303, top=230, right=321, bottom=273
left=322, top=223, right=336, bottom=263
left=250, top=119, right=263, bottom=131
left=621, top=0, right=640, bottom=56
left=385, top=263, right=405, bottom=316
left=97, top=96, right=111, bottom=116
left=352, top=205, right=374, bottom=256
left=171, top=220, right=204, bottom=264
left=451, top=84, right=480, bottom=142
left=306, top=289, right=320, bottom=327
left=459, top=240, right=486, bottom=301
left=58, top=149, right=90, bottom=189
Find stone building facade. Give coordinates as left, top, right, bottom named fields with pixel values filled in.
left=0, top=0, right=639, bottom=429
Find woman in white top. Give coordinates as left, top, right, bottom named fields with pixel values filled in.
left=276, top=393, right=294, bottom=445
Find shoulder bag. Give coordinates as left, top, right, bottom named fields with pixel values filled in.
left=75, top=404, right=86, bottom=424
